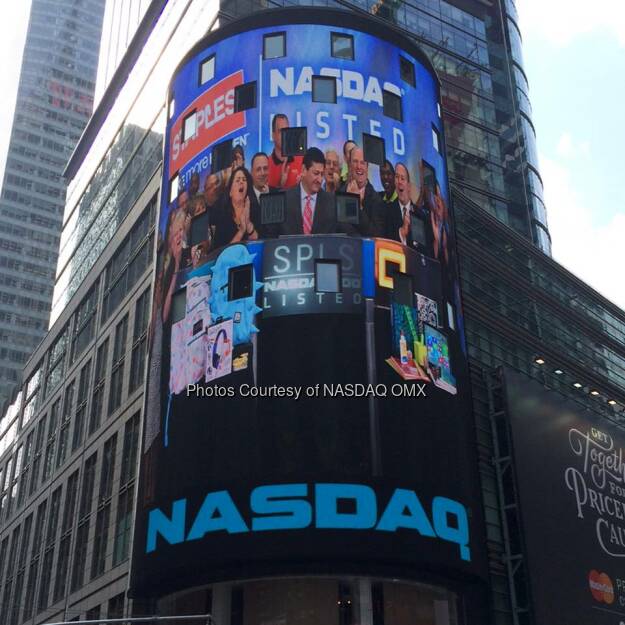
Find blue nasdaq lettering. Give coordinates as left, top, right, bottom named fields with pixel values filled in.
left=146, top=483, right=471, bottom=562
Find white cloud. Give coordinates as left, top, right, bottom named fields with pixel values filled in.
left=517, top=0, right=625, bottom=47
left=555, top=132, right=590, bottom=159
left=540, top=152, right=625, bottom=309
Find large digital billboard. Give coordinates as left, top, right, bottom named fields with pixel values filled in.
left=505, top=369, right=625, bottom=624
left=131, top=9, right=486, bottom=601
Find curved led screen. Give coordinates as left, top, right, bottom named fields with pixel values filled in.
left=131, top=9, right=486, bottom=600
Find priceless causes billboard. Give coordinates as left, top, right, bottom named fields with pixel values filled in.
left=132, top=11, right=485, bottom=598
left=505, top=369, right=625, bottom=624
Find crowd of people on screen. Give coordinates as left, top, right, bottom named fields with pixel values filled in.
left=162, top=113, right=451, bottom=279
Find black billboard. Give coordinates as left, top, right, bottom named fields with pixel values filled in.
left=505, top=369, right=625, bottom=624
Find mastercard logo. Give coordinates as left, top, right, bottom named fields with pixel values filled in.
left=588, top=570, right=615, bottom=604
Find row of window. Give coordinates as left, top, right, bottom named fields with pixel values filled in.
left=18, top=281, right=149, bottom=451
left=0, top=413, right=138, bottom=624
left=0, top=195, right=155, bottom=499
left=455, top=200, right=625, bottom=352
left=54, top=123, right=162, bottom=316
left=0, top=252, right=57, bottom=281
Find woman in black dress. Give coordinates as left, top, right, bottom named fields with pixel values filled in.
left=212, top=166, right=259, bottom=248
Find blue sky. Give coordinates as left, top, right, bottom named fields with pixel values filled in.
left=518, top=0, right=625, bottom=309
left=0, top=0, right=623, bottom=307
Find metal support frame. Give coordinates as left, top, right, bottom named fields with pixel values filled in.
left=365, top=297, right=382, bottom=476
left=486, top=368, right=533, bottom=625
left=44, top=614, right=214, bottom=625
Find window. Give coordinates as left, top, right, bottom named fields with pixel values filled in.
left=129, top=290, right=150, bottom=392
left=315, top=260, right=342, bottom=293
left=79, top=453, right=97, bottom=519
left=71, top=282, right=98, bottom=359
left=17, top=514, right=31, bottom=572
left=37, top=548, right=54, bottom=611
left=42, top=399, right=61, bottom=483
left=199, top=54, right=215, bottom=85
left=45, top=487, right=62, bottom=547
left=29, top=417, right=46, bottom=496
left=228, top=265, right=254, bottom=301
left=53, top=469, right=78, bottom=602
left=400, top=56, right=416, bottom=86
left=38, top=489, right=61, bottom=610
left=312, top=76, right=337, bottom=103
left=3, top=525, right=21, bottom=613
left=22, top=366, right=41, bottom=427
left=70, top=522, right=89, bottom=592
left=0, top=539, right=8, bottom=588
left=23, top=560, right=38, bottom=620
left=62, top=470, right=80, bottom=533
left=89, top=339, right=108, bottom=435
left=182, top=110, right=197, bottom=142
left=72, top=360, right=91, bottom=450
left=113, top=488, right=134, bottom=566
left=56, top=380, right=74, bottom=469
left=109, top=316, right=128, bottom=415
left=102, top=201, right=155, bottom=322
left=120, top=413, right=140, bottom=485
left=331, top=33, right=354, bottom=60
left=211, top=139, right=233, bottom=174
left=86, top=606, right=101, bottom=621
left=114, top=413, right=139, bottom=565
left=362, top=133, right=386, bottom=166
left=234, top=81, right=257, bottom=112
left=12, top=513, right=32, bottom=624
left=53, top=535, right=71, bottom=603
left=99, top=434, right=118, bottom=501
left=382, top=89, right=402, bottom=121
left=72, top=453, right=96, bottom=592
left=24, top=499, right=47, bottom=616
left=281, top=127, right=307, bottom=157
left=109, top=593, right=125, bottom=618
left=432, top=125, right=441, bottom=153
left=45, top=327, right=68, bottom=398
left=169, top=174, right=179, bottom=204
left=91, top=506, right=110, bottom=579
left=92, top=435, right=116, bottom=578
left=263, top=32, right=285, bottom=59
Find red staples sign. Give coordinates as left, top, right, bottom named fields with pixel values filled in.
left=169, top=70, right=245, bottom=173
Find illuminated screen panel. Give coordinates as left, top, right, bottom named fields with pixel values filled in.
left=132, top=10, right=486, bottom=602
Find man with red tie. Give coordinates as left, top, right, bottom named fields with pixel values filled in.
left=275, top=147, right=338, bottom=235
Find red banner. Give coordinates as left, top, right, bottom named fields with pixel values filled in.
left=169, top=70, right=246, bottom=173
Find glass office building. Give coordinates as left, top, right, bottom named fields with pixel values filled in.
left=0, top=0, right=106, bottom=407
left=0, top=1, right=623, bottom=625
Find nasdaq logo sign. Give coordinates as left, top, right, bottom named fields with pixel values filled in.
left=146, top=482, right=471, bottom=562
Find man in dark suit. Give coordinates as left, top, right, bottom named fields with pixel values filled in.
left=273, top=147, right=338, bottom=235
left=250, top=152, right=278, bottom=237
left=340, top=147, right=385, bottom=237
left=386, top=162, right=433, bottom=256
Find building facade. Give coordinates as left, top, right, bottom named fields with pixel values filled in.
left=0, top=0, right=106, bottom=406
left=0, top=1, right=623, bottom=625
left=94, top=0, right=154, bottom=105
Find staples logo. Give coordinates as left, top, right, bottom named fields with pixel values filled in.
left=589, top=570, right=615, bottom=604
left=169, top=71, right=245, bottom=172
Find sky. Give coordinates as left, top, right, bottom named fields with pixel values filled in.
left=517, top=0, right=625, bottom=310
left=0, top=0, right=623, bottom=308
